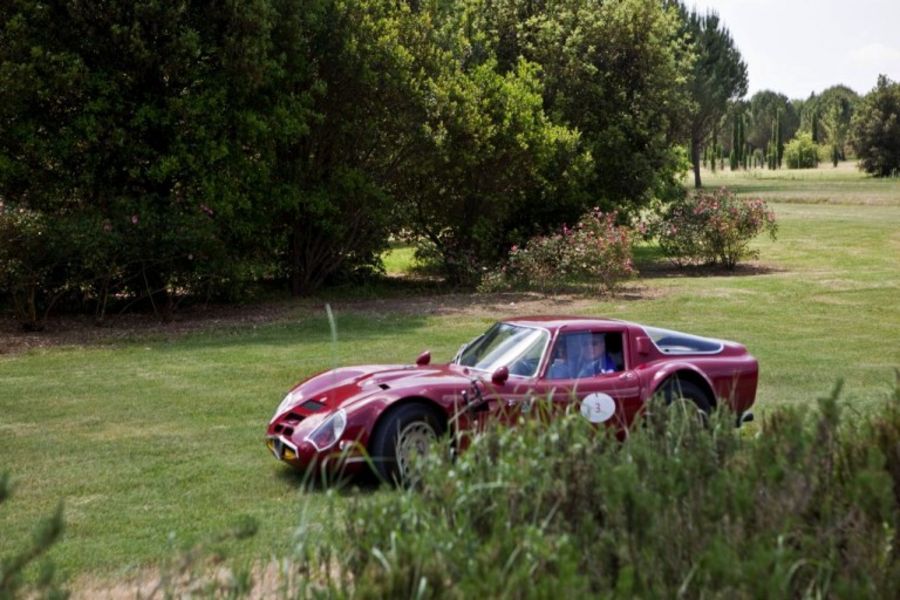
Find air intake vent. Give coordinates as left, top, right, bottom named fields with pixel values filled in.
left=379, top=383, right=390, bottom=390
left=299, top=400, right=326, bottom=412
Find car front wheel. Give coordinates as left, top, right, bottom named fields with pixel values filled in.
left=369, top=403, right=445, bottom=485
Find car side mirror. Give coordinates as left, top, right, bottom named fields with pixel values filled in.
left=491, top=366, right=509, bottom=385
left=636, top=336, right=651, bottom=355
left=415, top=350, right=431, bottom=366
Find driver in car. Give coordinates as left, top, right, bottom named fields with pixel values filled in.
left=579, top=334, right=617, bottom=377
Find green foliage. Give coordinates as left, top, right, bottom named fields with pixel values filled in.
left=482, top=209, right=635, bottom=293
left=647, top=187, right=777, bottom=269
left=397, top=52, right=585, bottom=284
left=479, top=0, right=693, bottom=208
left=0, top=203, right=66, bottom=330
left=303, top=381, right=900, bottom=597
left=0, top=0, right=282, bottom=319
left=0, top=0, right=699, bottom=310
left=852, top=75, right=900, bottom=177
left=746, top=90, right=799, bottom=153
left=0, top=474, right=66, bottom=599
left=811, top=110, right=820, bottom=143
left=784, top=132, right=819, bottom=169
left=804, top=85, right=859, bottom=163
left=771, top=108, right=784, bottom=168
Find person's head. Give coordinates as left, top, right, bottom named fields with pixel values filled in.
left=588, top=334, right=606, bottom=358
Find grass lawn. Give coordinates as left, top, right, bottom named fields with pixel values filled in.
left=1, top=162, right=899, bottom=587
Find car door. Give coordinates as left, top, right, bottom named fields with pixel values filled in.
left=535, top=329, right=643, bottom=429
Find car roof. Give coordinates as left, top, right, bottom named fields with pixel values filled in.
left=502, top=315, right=635, bottom=333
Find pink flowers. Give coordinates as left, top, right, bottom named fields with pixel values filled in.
left=648, top=188, right=777, bottom=269
left=497, top=209, right=635, bottom=292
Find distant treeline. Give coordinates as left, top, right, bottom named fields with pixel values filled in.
left=0, top=1, right=898, bottom=328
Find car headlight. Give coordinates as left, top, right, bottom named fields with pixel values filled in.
left=271, top=390, right=302, bottom=423
left=305, top=409, right=347, bottom=452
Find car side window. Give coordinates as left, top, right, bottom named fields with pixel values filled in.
left=545, top=332, right=625, bottom=380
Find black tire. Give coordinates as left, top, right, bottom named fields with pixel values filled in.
left=369, top=403, right=445, bottom=485
left=655, top=378, right=712, bottom=420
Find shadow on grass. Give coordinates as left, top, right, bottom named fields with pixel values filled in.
left=633, top=242, right=783, bottom=279
left=273, top=463, right=382, bottom=495
left=637, top=261, right=784, bottom=279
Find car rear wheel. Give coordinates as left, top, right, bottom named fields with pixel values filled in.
left=655, top=378, right=712, bottom=423
left=369, top=403, right=445, bottom=485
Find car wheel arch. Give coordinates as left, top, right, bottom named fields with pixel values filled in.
left=649, top=367, right=717, bottom=410
left=369, top=396, right=448, bottom=445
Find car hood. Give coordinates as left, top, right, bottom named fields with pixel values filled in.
left=279, top=363, right=477, bottom=415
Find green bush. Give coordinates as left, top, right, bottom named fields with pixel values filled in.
left=0, top=202, right=68, bottom=330
left=287, top=379, right=900, bottom=598
left=784, top=132, right=819, bottom=168
left=647, top=188, right=777, bottom=269
left=482, top=209, right=635, bottom=293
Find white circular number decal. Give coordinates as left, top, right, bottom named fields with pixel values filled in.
left=580, top=393, right=616, bottom=423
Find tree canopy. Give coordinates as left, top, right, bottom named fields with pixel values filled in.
left=852, top=75, right=900, bottom=177
left=745, top=91, right=800, bottom=152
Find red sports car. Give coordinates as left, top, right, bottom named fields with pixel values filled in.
left=266, top=316, right=758, bottom=482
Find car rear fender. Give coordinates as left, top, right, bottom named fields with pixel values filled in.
left=645, top=363, right=718, bottom=408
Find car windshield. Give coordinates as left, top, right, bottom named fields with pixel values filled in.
left=456, top=323, right=549, bottom=377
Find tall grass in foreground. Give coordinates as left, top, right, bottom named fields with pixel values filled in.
left=309, top=378, right=900, bottom=598
left=12, top=377, right=900, bottom=598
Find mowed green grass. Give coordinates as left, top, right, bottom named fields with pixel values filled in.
left=1, top=163, right=899, bottom=583
left=700, top=160, right=900, bottom=205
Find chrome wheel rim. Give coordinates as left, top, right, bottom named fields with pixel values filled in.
left=396, top=421, right=437, bottom=478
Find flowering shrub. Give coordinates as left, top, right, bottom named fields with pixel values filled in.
left=648, top=188, right=777, bottom=269
left=481, top=209, right=635, bottom=292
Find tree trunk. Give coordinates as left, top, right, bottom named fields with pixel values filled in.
left=290, top=221, right=303, bottom=297
left=691, top=135, right=703, bottom=188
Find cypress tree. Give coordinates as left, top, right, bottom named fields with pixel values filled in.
left=811, top=111, right=819, bottom=143
left=770, top=109, right=783, bottom=169
left=731, top=116, right=739, bottom=170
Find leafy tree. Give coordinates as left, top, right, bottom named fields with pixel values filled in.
left=396, top=57, right=584, bottom=284
left=784, top=132, right=819, bottom=169
left=0, top=0, right=280, bottom=318
left=395, top=0, right=691, bottom=283
left=674, top=5, right=748, bottom=187
left=819, top=85, right=859, bottom=165
left=479, top=0, right=693, bottom=210
left=257, top=0, right=420, bottom=294
left=852, top=75, right=900, bottom=177
left=746, top=91, right=799, bottom=153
